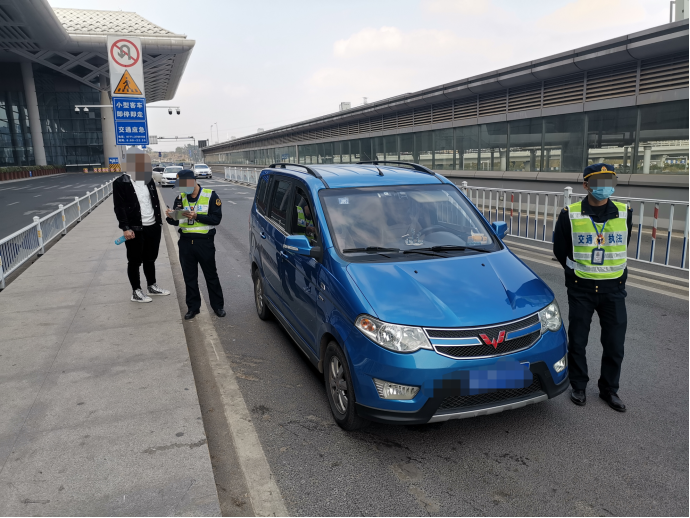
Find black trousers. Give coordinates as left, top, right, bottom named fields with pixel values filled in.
left=567, top=287, right=627, bottom=394
left=124, top=224, right=161, bottom=290
left=178, top=237, right=224, bottom=311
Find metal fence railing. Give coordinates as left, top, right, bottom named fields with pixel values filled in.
left=0, top=180, right=114, bottom=289
left=224, top=166, right=260, bottom=185
left=460, top=182, right=689, bottom=271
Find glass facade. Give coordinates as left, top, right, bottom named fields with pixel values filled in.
left=205, top=101, right=689, bottom=175
left=33, top=64, right=104, bottom=167
left=0, top=64, right=34, bottom=167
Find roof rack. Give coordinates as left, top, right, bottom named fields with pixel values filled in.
left=356, top=160, right=436, bottom=176
left=269, top=163, right=329, bottom=188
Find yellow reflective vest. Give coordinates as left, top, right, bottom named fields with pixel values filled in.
left=179, top=189, right=215, bottom=234
left=566, top=200, right=628, bottom=280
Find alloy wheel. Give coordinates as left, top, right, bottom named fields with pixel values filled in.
left=329, top=356, right=348, bottom=415
left=255, top=277, right=263, bottom=312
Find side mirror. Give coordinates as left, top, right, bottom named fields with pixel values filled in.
left=492, top=221, right=508, bottom=240
left=284, top=235, right=312, bottom=256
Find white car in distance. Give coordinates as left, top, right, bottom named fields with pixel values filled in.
left=156, top=165, right=183, bottom=187
left=193, top=164, right=212, bottom=179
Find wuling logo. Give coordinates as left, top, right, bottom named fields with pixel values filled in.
left=479, top=330, right=506, bottom=349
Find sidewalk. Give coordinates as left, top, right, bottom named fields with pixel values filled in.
left=0, top=199, right=220, bottom=515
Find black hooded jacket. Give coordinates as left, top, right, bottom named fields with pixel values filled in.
left=112, top=174, right=162, bottom=231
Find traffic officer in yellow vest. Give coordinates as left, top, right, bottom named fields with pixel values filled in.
left=165, top=169, right=225, bottom=319
left=295, top=202, right=316, bottom=240
left=553, top=163, right=632, bottom=412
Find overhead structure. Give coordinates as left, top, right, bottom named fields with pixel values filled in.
left=0, top=0, right=194, bottom=168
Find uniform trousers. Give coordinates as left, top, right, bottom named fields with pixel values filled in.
left=567, top=287, right=627, bottom=394
left=178, top=237, right=224, bottom=311
left=124, top=224, right=161, bottom=290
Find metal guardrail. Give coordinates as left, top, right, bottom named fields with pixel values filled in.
left=224, top=166, right=259, bottom=185
left=460, top=182, right=689, bottom=271
left=0, top=180, right=114, bottom=289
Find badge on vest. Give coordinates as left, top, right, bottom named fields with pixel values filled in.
left=591, top=248, right=605, bottom=265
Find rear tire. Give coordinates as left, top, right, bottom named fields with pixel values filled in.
left=324, top=342, right=368, bottom=431
left=253, top=269, right=271, bottom=320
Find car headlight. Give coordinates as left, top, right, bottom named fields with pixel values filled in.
left=355, top=315, right=432, bottom=353
left=538, top=301, right=562, bottom=334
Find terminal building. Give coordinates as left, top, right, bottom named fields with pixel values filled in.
left=202, top=20, right=688, bottom=189
left=0, top=0, right=194, bottom=169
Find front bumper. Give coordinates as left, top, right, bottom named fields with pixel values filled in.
left=346, top=325, right=569, bottom=425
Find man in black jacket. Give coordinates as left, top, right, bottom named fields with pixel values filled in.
left=113, top=149, right=170, bottom=303
left=165, top=169, right=225, bottom=319
left=553, top=163, right=633, bottom=412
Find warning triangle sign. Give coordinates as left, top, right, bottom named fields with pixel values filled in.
left=113, top=70, right=142, bottom=95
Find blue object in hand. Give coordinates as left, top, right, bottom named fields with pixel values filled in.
left=114, top=235, right=127, bottom=245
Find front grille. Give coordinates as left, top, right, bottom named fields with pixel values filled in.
left=435, top=330, right=540, bottom=358
left=426, top=314, right=539, bottom=339
left=438, top=377, right=543, bottom=411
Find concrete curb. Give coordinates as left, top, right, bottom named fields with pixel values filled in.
left=160, top=190, right=288, bottom=517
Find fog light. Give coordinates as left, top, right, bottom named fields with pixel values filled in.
left=373, top=378, right=419, bottom=400
left=554, top=355, right=567, bottom=373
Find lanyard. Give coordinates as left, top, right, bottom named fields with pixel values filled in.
left=589, top=217, right=607, bottom=248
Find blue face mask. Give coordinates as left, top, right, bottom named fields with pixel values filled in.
left=180, top=186, right=194, bottom=194
left=591, top=186, right=615, bottom=200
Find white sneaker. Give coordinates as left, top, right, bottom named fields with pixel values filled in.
left=131, top=289, right=152, bottom=303
left=147, top=284, right=170, bottom=296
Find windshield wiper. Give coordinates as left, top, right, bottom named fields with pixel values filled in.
left=415, top=245, right=492, bottom=253
left=401, top=249, right=447, bottom=257
left=342, top=247, right=400, bottom=254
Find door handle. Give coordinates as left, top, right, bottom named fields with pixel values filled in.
left=260, top=231, right=267, bottom=239
left=303, top=285, right=311, bottom=293
left=279, top=251, right=289, bottom=260
left=318, top=294, right=324, bottom=301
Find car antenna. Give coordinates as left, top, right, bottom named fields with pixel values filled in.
left=376, top=166, right=384, bottom=176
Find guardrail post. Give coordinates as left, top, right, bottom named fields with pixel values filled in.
left=59, top=204, right=67, bottom=235
left=76, top=196, right=82, bottom=222
left=1, top=253, right=5, bottom=290
left=88, top=190, right=92, bottom=213
left=460, top=181, right=467, bottom=194
left=636, top=201, right=645, bottom=259
left=563, top=186, right=572, bottom=207
left=665, top=204, right=675, bottom=266
left=34, top=216, right=45, bottom=255
left=650, top=202, right=659, bottom=262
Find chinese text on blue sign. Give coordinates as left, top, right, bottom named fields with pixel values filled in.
left=113, top=96, right=149, bottom=145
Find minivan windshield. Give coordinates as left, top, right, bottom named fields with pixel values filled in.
left=320, top=184, right=500, bottom=261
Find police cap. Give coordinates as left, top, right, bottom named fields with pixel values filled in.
left=177, top=169, right=195, bottom=180
left=583, top=163, right=616, bottom=181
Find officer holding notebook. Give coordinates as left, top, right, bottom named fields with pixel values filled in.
left=553, top=163, right=633, bottom=412
left=165, top=169, right=225, bottom=319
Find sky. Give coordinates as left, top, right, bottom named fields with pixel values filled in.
left=48, top=0, right=674, bottom=151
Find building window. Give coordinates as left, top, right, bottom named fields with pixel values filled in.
left=479, top=122, right=507, bottom=171
left=454, top=125, right=479, bottom=171
left=399, top=133, right=414, bottom=163
left=508, top=118, right=543, bottom=172
left=586, top=107, right=637, bottom=174
left=636, top=100, right=688, bottom=175
left=415, top=131, right=433, bottom=168
left=433, top=128, right=454, bottom=170
left=544, top=113, right=585, bottom=173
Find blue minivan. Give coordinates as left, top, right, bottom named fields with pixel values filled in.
left=250, top=161, right=568, bottom=430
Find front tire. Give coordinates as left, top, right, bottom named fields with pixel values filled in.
left=324, top=342, right=368, bottom=431
left=253, top=269, right=271, bottom=320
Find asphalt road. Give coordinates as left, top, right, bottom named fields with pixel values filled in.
left=161, top=180, right=689, bottom=517
left=0, top=173, right=121, bottom=239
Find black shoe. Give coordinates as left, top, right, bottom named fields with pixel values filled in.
left=214, top=308, right=226, bottom=317
left=570, top=389, right=586, bottom=406
left=599, top=392, right=626, bottom=412
left=184, top=309, right=200, bottom=320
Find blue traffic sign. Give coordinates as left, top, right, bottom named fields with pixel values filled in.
left=113, top=96, right=149, bottom=145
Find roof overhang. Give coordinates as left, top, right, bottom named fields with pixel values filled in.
left=0, top=0, right=194, bottom=102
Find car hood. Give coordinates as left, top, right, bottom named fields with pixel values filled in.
left=163, top=172, right=179, bottom=178
left=346, top=250, right=553, bottom=328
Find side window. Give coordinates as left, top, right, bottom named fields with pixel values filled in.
left=268, top=179, right=291, bottom=230
left=291, top=187, right=318, bottom=244
left=256, top=174, right=270, bottom=215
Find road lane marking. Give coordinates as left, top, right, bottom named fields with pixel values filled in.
left=244, top=197, right=254, bottom=200
left=34, top=195, right=41, bottom=197
left=7, top=202, right=18, bottom=206
left=516, top=253, right=689, bottom=300
left=226, top=200, right=236, bottom=204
